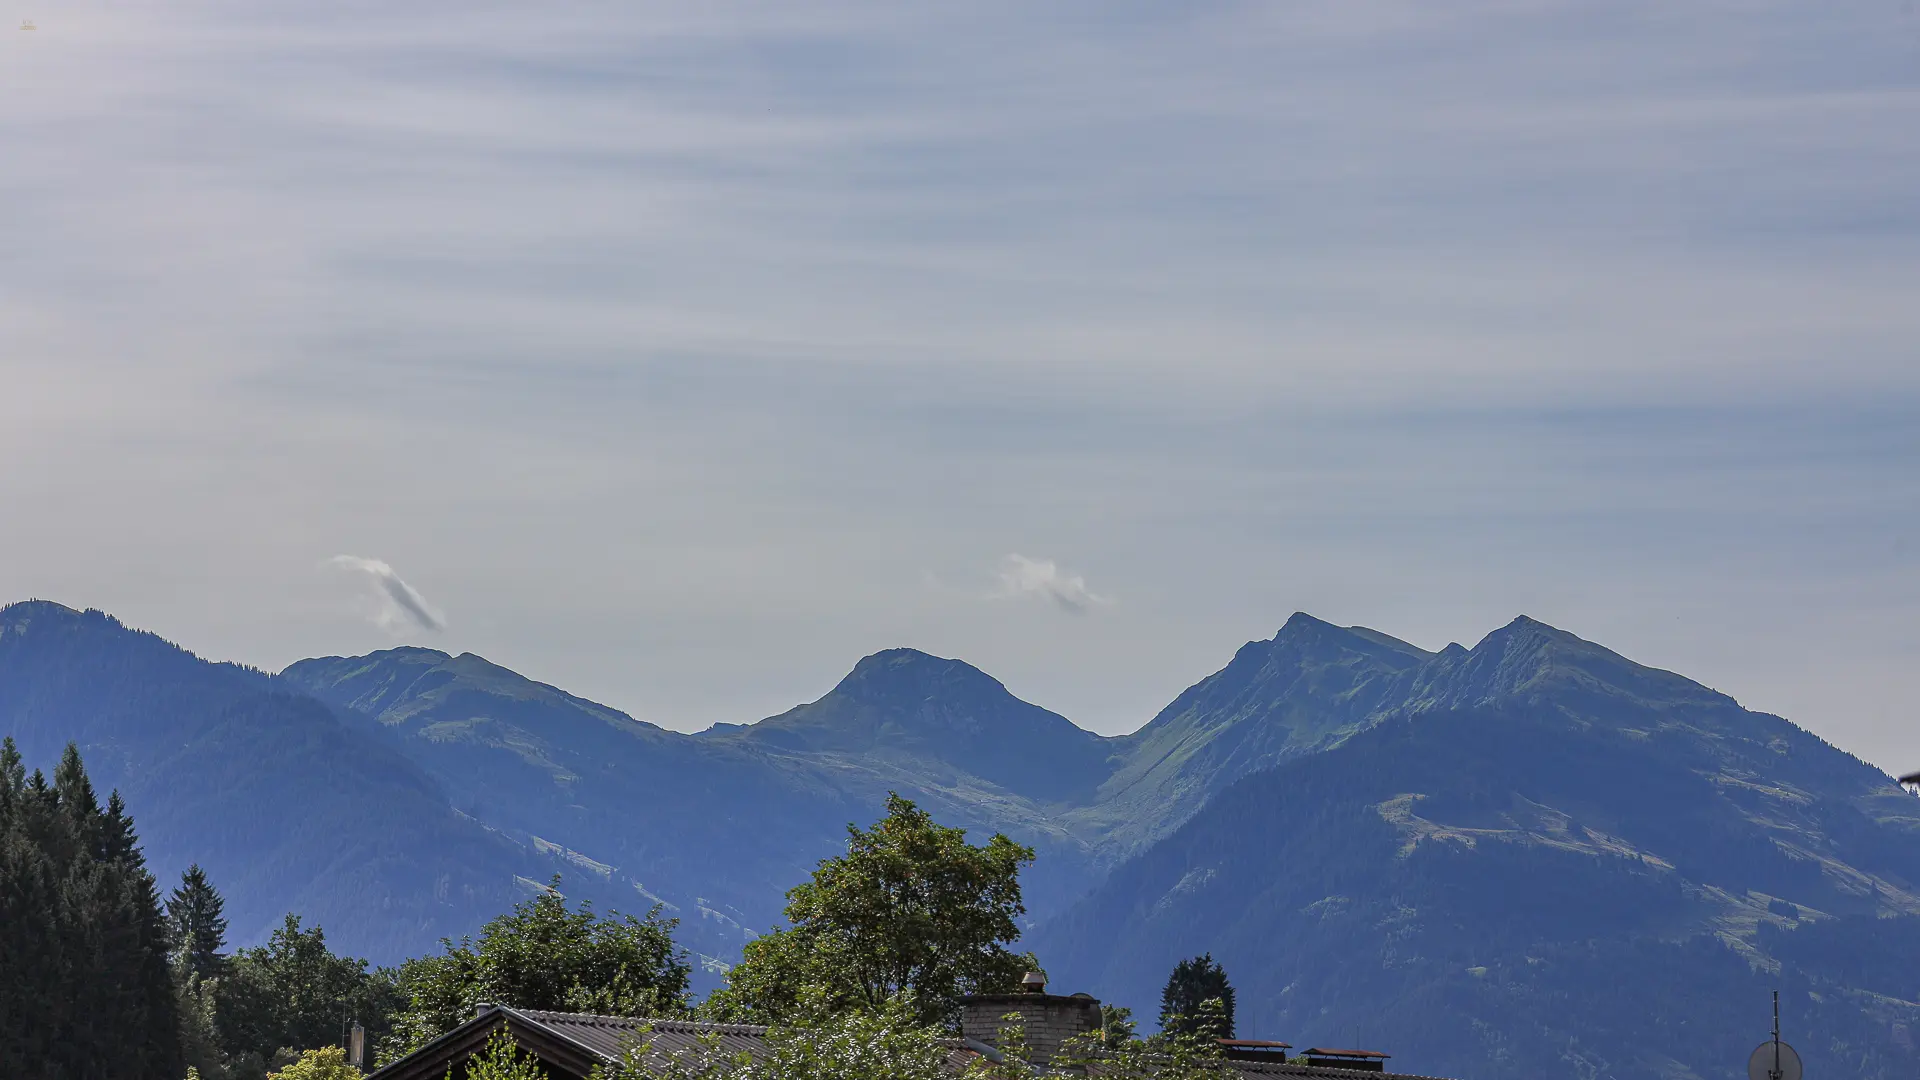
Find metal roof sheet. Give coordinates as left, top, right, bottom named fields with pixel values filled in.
left=372, top=1007, right=1453, bottom=1080
left=510, top=1010, right=773, bottom=1066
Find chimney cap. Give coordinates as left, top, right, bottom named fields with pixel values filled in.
left=1019, top=971, right=1047, bottom=993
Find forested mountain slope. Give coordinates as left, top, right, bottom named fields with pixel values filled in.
left=1078, top=613, right=1435, bottom=850
left=0, top=601, right=615, bottom=960
left=278, top=644, right=1110, bottom=948
left=1031, top=619, right=1920, bottom=1080
left=12, top=595, right=1920, bottom=1079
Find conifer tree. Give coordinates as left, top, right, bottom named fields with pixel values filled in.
left=170, top=863, right=231, bottom=979
left=0, top=738, right=183, bottom=1080
left=1158, top=953, right=1235, bottom=1041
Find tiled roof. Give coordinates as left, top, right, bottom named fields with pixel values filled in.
left=371, top=1007, right=1454, bottom=1080
left=507, top=1010, right=773, bottom=1066
left=1222, top=1058, right=1454, bottom=1080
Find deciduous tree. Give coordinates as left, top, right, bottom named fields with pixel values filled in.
left=390, top=880, right=689, bottom=1055
left=710, top=794, right=1035, bottom=1028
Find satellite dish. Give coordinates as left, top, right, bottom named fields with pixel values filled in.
left=1747, top=1040, right=1803, bottom=1080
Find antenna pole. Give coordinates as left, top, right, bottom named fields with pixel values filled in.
left=1771, top=990, right=1782, bottom=1080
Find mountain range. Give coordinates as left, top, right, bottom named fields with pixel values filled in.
left=4, top=598, right=1918, bottom=1079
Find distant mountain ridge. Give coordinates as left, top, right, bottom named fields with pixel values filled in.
left=1079, top=612, right=1436, bottom=848
left=0, top=601, right=624, bottom=960
left=1035, top=616, right=1920, bottom=1080
left=7, top=597, right=1920, bottom=1077
left=277, top=642, right=1116, bottom=964
left=711, top=647, right=1117, bottom=804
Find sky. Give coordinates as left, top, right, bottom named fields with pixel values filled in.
left=2, top=2, right=1917, bottom=767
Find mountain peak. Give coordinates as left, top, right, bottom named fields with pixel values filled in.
left=1404, top=614, right=1734, bottom=717
left=1278, top=611, right=1335, bottom=634
left=735, top=647, right=1110, bottom=800
left=831, top=647, right=1009, bottom=706
left=1, top=598, right=82, bottom=618
left=1266, top=612, right=1431, bottom=664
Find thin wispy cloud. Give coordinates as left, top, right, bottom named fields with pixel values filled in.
left=327, top=556, right=447, bottom=633
left=1, top=1, right=1916, bottom=764
left=992, top=555, right=1112, bottom=615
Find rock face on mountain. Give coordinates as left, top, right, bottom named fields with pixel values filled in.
left=8, top=598, right=1920, bottom=1077
left=1032, top=617, right=1920, bottom=1080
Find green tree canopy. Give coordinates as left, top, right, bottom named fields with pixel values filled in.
left=1158, top=954, right=1234, bottom=1041
left=390, top=880, right=690, bottom=1055
left=599, top=994, right=956, bottom=1080
left=0, top=739, right=181, bottom=1080
left=218, top=914, right=403, bottom=1074
left=169, top=863, right=230, bottom=980
left=462, top=1029, right=550, bottom=1080
left=601, top=994, right=1233, bottom=1080
left=710, top=793, right=1036, bottom=1028
left=266, top=1045, right=362, bottom=1080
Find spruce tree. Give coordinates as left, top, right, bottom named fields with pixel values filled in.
left=0, top=740, right=183, bottom=1080
left=169, top=863, right=230, bottom=979
left=1158, top=953, right=1235, bottom=1040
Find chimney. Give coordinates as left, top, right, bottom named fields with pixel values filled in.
left=960, top=974, right=1101, bottom=1069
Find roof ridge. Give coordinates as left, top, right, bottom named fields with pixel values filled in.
left=514, top=1009, right=771, bottom=1036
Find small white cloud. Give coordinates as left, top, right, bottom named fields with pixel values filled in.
left=326, top=555, right=447, bottom=633
left=991, top=554, right=1112, bottom=615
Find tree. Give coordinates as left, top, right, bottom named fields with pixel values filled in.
left=1158, top=954, right=1234, bottom=1040
left=267, top=1046, right=361, bottom=1080
left=177, top=966, right=235, bottom=1080
left=389, top=880, right=689, bottom=1055
left=0, top=739, right=183, bottom=1080
left=597, top=995, right=955, bottom=1080
left=1098, top=1004, right=1138, bottom=1045
left=169, top=864, right=230, bottom=980
left=463, top=1029, right=549, bottom=1080
left=219, top=915, right=404, bottom=1075
left=1054, top=998, right=1233, bottom=1079
left=599, top=995, right=1232, bottom=1080
left=709, top=793, right=1036, bottom=1028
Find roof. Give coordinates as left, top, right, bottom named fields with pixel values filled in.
left=1219, top=1040, right=1294, bottom=1049
left=367, top=1006, right=981, bottom=1080
left=368, top=1007, right=1455, bottom=1080
left=510, top=1010, right=771, bottom=1065
left=1221, top=1062, right=1450, bottom=1080
left=1304, top=1049, right=1389, bottom=1059
left=366, top=1007, right=780, bottom=1080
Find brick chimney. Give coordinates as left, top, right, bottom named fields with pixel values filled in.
left=959, top=972, right=1102, bottom=1068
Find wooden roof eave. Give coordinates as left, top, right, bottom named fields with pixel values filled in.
left=367, top=1005, right=615, bottom=1080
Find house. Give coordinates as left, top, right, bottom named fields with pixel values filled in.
left=368, top=988, right=1452, bottom=1080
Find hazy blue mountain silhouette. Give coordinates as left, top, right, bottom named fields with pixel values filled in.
left=711, top=647, right=1117, bottom=804
left=279, top=643, right=1111, bottom=960
left=1032, top=616, right=1920, bottom=1080
left=0, top=601, right=628, bottom=960
left=1076, top=612, right=1434, bottom=850
left=8, top=597, right=1920, bottom=1077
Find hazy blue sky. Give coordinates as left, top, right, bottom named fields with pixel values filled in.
left=3, top=2, right=1917, bottom=766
